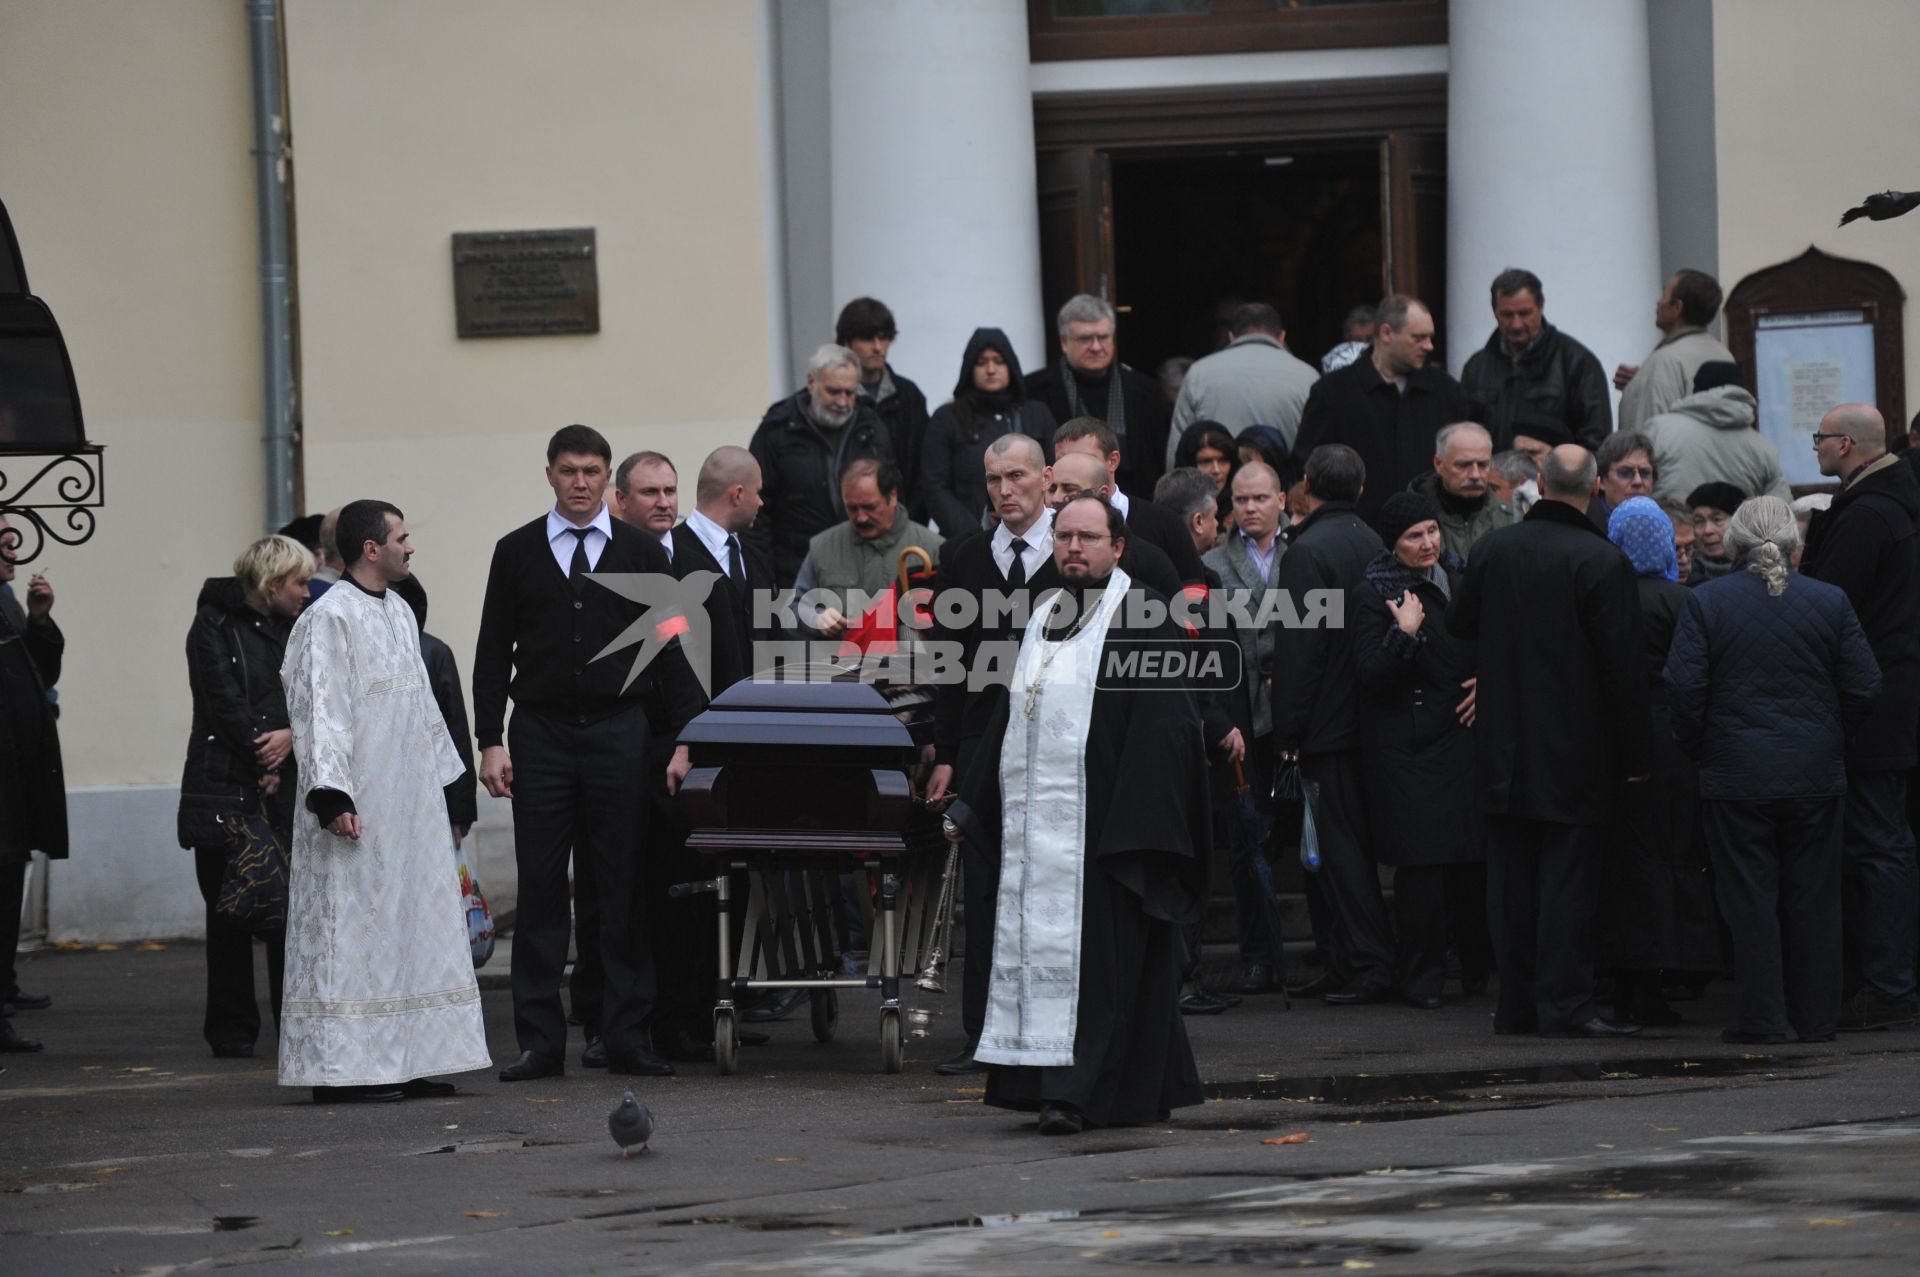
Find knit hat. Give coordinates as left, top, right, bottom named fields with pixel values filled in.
left=1375, top=490, right=1440, bottom=547
left=1693, top=360, right=1748, bottom=393
left=1685, top=481, right=1746, bottom=517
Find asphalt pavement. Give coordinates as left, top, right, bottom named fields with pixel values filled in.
left=3, top=942, right=1917, bottom=1275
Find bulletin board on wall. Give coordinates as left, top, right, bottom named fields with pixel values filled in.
left=1726, top=247, right=1906, bottom=489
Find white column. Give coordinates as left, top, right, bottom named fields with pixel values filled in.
left=1445, top=0, right=1661, bottom=401
left=827, top=0, right=1044, bottom=398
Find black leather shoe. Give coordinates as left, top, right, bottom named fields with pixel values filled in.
left=741, top=987, right=807, bottom=1024
left=1537, top=1016, right=1642, bottom=1039
left=1037, top=1102, right=1085, bottom=1135
left=498, top=1050, right=565, bottom=1082
left=1, top=1017, right=44, bottom=1053
left=312, top=1084, right=404, bottom=1104
left=1404, top=993, right=1444, bottom=1011
left=608, top=1048, right=676, bottom=1078
left=211, top=1041, right=255, bottom=1059
left=1323, top=983, right=1395, bottom=1006
left=5, top=986, right=52, bottom=1011
left=400, top=1077, right=458, bottom=1098
left=1208, top=987, right=1244, bottom=1008
left=934, top=1049, right=988, bottom=1076
left=739, top=1029, right=771, bottom=1047
left=581, top=1037, right=608, bottom=1069
left=1178, top=983, right=1231, bottom=1016
left=656, top=1028, right=717, bottom=1063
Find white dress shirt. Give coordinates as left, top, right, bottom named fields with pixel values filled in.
left=683, top=508, right=737, bottom=575
left=991, top=506, right=1054, bottom=581
left=546, top=503, right=614, bottom=576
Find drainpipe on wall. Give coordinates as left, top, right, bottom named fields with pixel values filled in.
left=247, top=0, right=298, bottom=531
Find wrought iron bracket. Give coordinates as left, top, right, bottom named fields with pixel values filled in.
left=0, top=445, right=105, bottom=566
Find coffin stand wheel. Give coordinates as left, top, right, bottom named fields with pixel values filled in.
left=879, top=1007, right=904, bottom=1074
left=714, top=1009, right=740, bottom=1076
left=810, top=989, right=839, bottom=1043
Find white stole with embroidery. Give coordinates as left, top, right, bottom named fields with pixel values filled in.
left=976, top=568, right=1130, bottom=1067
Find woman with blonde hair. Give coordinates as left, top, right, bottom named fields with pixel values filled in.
left=176, top=533, right=312, bottom=1058
left=1665, top=496, right=1880, bottom=1043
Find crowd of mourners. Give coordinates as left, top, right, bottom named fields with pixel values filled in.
left=6, top=266, right=1915, bottom=1080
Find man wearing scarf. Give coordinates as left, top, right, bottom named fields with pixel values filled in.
left=1027, top=295, right=1169, bottom=501
left=945, top=494, right=1208, bottom=1135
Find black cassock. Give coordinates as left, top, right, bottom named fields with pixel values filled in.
left=949, top=597, right=1210, bottom=1127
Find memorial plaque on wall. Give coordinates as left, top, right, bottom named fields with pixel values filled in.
left=452, top=227, right=599, bottom=337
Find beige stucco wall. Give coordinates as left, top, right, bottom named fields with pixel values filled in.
left=284, top=0, right=775, bottom=712
left=0, top=1, right=261, bottom=790
left=1714, top=0, right=1920, bottom=416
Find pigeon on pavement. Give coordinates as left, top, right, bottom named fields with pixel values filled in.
left=609, top=1090, right=655, bottom=1159
left=1839, top=190, right=1920, bottom=226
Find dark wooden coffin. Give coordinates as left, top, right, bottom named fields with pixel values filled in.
left=678, top=677, right=941, bottom=858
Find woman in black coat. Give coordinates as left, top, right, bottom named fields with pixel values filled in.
left=1352, top=492, right=1488, bottom=1007
left=176, top=534, right=311, bottom=1057
left=1600, top=497, right=1723, bottom=1024
left=1665, top=496, right=1880, bottom=1043
left=920, top=327, right=1055, bottom=537
left=1173, top=420, right=1239, bottom=538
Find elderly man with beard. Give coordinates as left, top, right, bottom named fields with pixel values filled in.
left=945, top=494, right=1209, bottom=1134
left=747, top=344, right=895, bottom=587
left=1409, top=422, right=1515, bottom=560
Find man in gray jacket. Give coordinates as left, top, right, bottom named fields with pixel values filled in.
left=1168, top=303, right=1318, bottom=465
left=1644, top=362, right=1792, bottom=510
left=1203, top=461, right=1290, bottom=992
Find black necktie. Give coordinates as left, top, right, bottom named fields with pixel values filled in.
left=1005, top=536, right=1028, bottom=589
left=567, top=527, right=592, bottom=593
left=726, top=534, right=747, bottom=590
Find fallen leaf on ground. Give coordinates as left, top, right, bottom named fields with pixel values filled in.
left=772, top=1157, right=802, bottom=1163
left=1100, top=1230, right=1123, bottom=1238
left=463, top=1210, right=504, bottom=1218
left=1600, top=1190, right=1645, bottom=1200
left=954, top=1087, right=985, bottom=1094
left=1261, top=1132, right=1310, bottom=1145
left=95, top=943, right=121, bottom=951
left=137, top=942, right=167, bottom=951
left=1806, top=1218, right=1853, bottom=1227
left=526, top=1098, right=563, bottom=1105
left=323, top=1229, right=353, bottom=1237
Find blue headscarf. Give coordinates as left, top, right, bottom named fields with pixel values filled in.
left=1608, top=495, right=1679, bottom=582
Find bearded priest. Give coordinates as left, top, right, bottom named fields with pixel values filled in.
left=944, top=493, right=1210, bottom=1134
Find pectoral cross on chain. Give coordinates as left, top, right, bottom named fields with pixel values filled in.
left=1023, top=677, right=1044, bottom=720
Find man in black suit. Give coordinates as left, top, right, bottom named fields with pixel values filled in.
left=475, top=425, right=704, bottom=1081
left=1027, top=294, right=1169, bottom=498
left=669, top=446, right=771, bottom=696
left=925, top=433, right=1058, bottom=1075
left=1052, top=417, right=1206, bottom=586
left=1272, top=444, right=1394, bottom=1006
left=1448, top=444, right=1652, bottom=1038
left=632, top=445, right=775, bottom=1059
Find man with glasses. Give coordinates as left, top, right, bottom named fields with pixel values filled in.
left=747, top=344, right=895, bottom=588
left=1410, top=421, right=1515, bottom=559
left=942, top=494, right=1208, bottom=1134
left=1800, top=403, right=1920, bottom=1031
left=1028, top=295, right=1169, bottom=500
left=1590, top=431, right=1658, bottom=529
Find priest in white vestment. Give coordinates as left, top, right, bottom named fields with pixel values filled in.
left=945, top=494, right=1210, bottom=1134
left=279, top=500, right=493, bottom=1103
